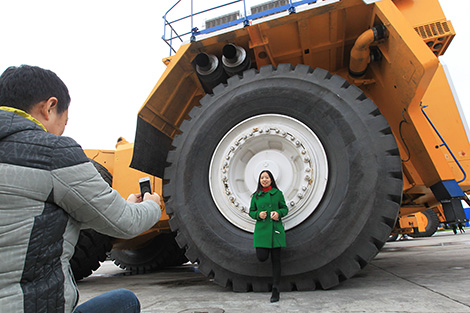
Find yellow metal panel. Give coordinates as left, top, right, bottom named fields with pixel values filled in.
left=421, top=64, right=470, bottom=190
left=414, top=211, right=429, bottom=232
left=360, top=0, right=454, bottom=189
left=112, top=143, right=169, bottom=224
left=134, top=0, right=465, bottom=207
left=394, top=0, right=447, bottom=25
left=398, top=214, right=418, bottom=230
left=137, top=0, right=372, bottom=140
left=113, top=143, right=160, bottom=196
left=138, top=43, right=204, bottom=139
left=84, top=149, right=115, bottom=176
left=85, top=144, right=169, bottom=226
left=394, top=0, right=456, bottom=56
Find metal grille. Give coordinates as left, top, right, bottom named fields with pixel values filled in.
left=442, top=22, right=450, bottom=32
left=205, top=11, right=240, bottom=29
left=414, top=22, right=448, bottom=39
left=251, top=0, right=290, bottom=14
left=413, top=20, right=454, bottom=57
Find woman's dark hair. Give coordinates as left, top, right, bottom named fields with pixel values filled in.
left=252, top=170, right=279, bottom=198
left=0, top=65, right=70, bottom=114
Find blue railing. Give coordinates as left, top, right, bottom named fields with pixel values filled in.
left=162, top=0, right=318, bottom=55
left=421, top=104, right=467, bottom=183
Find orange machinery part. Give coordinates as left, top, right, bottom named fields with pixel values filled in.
left=84, top=139, right=170, bottom=249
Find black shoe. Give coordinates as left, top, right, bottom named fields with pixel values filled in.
left=270, top=287, right=280, bottom=303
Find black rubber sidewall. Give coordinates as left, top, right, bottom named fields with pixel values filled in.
left=165, top=69, right=394, bottom=280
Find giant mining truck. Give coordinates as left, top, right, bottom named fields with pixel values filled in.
left=74, top=0, right=470, bottom=291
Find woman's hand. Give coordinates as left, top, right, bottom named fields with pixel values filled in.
left=270, top=211, right=279, bottom=221
left=259, top=211, right=267, bottom=219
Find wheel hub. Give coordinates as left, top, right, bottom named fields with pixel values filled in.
left=209, top=114, right=328, bottom=232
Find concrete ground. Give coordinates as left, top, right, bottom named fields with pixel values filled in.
left=77, top=230, right=470, bottom=313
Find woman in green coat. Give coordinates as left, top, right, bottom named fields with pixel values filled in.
left=249, top=170, right=288, bottom=302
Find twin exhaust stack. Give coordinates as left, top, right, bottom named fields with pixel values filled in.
left=196, top=24, right=386, bottom=93
left=195, top=43, right=251, bottom=93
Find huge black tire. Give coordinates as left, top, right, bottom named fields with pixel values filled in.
left=70, top=229, right=113, bottom=280
left=89, top=159, right=113, bottom=186
left=409, top=209, right=440, bottom=238
left=70, top=159, right=113, bottom=281
left=110, top=232, right=188, bottom=273
left=164, top=64, right=403, bottom=291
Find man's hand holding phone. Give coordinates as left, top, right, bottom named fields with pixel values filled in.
left=127, top=177, right=161, bottom=205
left=143, top=192, right=161, bottom=203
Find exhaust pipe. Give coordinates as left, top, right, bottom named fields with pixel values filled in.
left=349, top=25, right=386, bottom=77
left=195, top=52, right=227, bottom=93
left=222, top=44, right=251, bottom=77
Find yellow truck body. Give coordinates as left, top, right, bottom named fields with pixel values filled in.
left=77, top=0, right=469, bottom=291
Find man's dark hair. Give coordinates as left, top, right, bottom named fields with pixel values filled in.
left=0, top=65, right=70, bottom=114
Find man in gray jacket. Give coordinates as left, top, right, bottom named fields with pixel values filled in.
left=0, top=65, right=162, bottom=313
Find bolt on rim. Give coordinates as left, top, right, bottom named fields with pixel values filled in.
left=209, top=114, right=328, bottom=232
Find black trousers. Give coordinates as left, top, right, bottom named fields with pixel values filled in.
left=256, top=247, right=281, bottom=287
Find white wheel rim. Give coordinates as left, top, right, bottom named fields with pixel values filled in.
left=209, top=114, right=328, bottom=232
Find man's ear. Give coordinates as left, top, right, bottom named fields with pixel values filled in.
left=40, top=97, right=59, bottom=121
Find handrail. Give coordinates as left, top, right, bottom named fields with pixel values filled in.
left=162, top=0, right=318, bottom=55
left=163, top=0, right=243, bottom=55
left=421, top=104, right=467, bottom=183
left=162, top=0, right=184, bottom=54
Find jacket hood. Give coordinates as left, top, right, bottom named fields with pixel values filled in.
left=0, top=108, right=44, bottom=141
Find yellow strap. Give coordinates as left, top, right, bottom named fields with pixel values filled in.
left=0, top=106, right=47, bottom=132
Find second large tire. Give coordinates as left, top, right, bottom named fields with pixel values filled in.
left=110, top=232, right=188, bottom=273
left=409, top=208, right=440, bottom=238
left=70, top=159, right=113, bottom=281
left=164, top=64, right=403, bottom=291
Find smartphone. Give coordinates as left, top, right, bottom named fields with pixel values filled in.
left=139, top=177, right=152, bottom=199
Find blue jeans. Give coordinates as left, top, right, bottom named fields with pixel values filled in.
left=74, top=289, right=140, bottom=313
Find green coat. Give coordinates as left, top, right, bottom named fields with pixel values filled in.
left=249, top=188, right=288, bottom=248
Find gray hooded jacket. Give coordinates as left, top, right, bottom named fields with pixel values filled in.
left=0, top=108, right=161, bottom=313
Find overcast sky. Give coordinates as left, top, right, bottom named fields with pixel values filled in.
left=1, top=0, right=468, bottom=150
